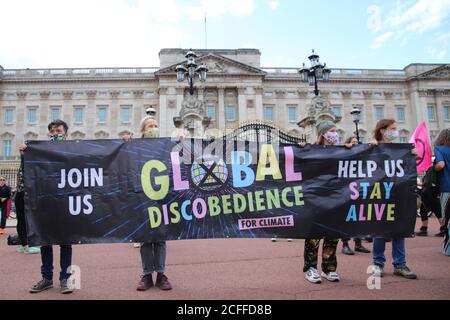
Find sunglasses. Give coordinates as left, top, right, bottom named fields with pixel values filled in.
left=0, top=179, right=5, bottom=181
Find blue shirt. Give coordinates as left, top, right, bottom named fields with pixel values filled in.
left=435, top=146, right=450, bottom=192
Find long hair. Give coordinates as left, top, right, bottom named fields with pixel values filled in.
left=435, top=128, right=450, bottom=147
left=373, top=119, right=396, bottom=142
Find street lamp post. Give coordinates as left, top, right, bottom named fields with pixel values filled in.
left=350, top=107, right=362, bottom=144
left=176, top=50, right=208, bottom=95
left=299, top=50, right=331, bottom=96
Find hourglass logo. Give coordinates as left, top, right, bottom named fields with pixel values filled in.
left=190, top=155, right=229, bottom=192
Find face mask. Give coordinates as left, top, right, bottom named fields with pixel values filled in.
left=384, top=129, right=399, bottom=142
left=50, top=133, right=66, bottom=141
left=143, top=128, right=160, bottom=138
left=323, top=131, right=339, bottom=145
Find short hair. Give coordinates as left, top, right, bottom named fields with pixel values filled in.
left=48, top=119, right=69, bottom=133
left=373, top=119, right=396, bottom=142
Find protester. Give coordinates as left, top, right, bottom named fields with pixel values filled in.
left=0, top=176, right=12, bottom=235
left=433, top=128, right=450, bottom=256
left=341, top=136, right=371, bottom=255
left=21, top=120, right=74, bottom=294
left=122, top=116, right=179, bottom=291
left=14, top=151, right=40, bottom=254
left=300, top=120, right=353, bottom=284
left=369, top=119, right=417, bottom=279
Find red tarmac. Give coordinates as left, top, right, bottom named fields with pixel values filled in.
left=0, top=218, right=449, bottom=300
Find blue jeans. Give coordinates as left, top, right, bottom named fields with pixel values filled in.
left=40, top=245, right=72, bottom=281
left=140, top=242, right=166, bottom=275
left=372, top=237, right=406, bottom=269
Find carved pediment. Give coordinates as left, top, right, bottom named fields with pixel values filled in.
left=71, top=130, right=86, bottom=139
left=1, top=131, right=15, bottom=139
left=417, top=64, right=450, bottom=79
left=24, top=131, right=39, bottom=140
left=94, top=130, right=110, bottom=139
left=156, top=53, right=266, bottom=76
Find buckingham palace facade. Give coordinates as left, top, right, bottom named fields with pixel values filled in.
left=1, top=48, right=450, bottom=164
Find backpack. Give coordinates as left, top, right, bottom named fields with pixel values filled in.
left=420, top=166, right=441, bottom=214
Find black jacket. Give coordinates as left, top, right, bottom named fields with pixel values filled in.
left=0, top=185, right=11, bottom=204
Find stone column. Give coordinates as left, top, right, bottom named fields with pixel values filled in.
left=133, top=90, right=144, bottom=129
left=158, top=87, right=168, bottom=136
left=217, top=86, right=226, bottom=130
left=275, top=89, right=286, bottom=125
left=255, top=87, right=264, bottom=120
left=15, top=92, right=27, bottom=147
left=238, top=87, right=247, bottom=123
left=110, top=91, right=120, bottom=137
left=86, top=90, right=97, bottom=139
left=435, top=90, right=445, bottom=131
left=39, top=91, right=51, bottom=137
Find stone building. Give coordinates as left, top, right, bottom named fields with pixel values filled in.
left=1, top=48, right=449, bottom=187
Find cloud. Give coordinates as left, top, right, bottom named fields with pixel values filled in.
left=367, top=0, right=450, bottom=49
left=269, top=0, right=280, bottom=10
left=427, top=47, right=447, bottom=60
left=186, top=0, right=255, bottom=20
left=370, top=32, right=395, bottom=49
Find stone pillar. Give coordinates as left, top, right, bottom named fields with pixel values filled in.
left=275, top=89, right=286, bottom=124
left=362, top=91, right=374, bottom=126
left=410, top=90, right=428, bottom=129
left=238, top=87, right=247, bottom=123
left=110, top=91, right=120, bottom=137
left=133, top=90, right=144, bottom=129
left=39, top=91, right=51, bottom=137
left=255, top=87, right=264, bottom=120
left=15, top=92, right=27, bottom=147
left=158, top=87, right=168, bottom=136
left=435, top=90, right=445, bottom=131
left=176, top=87, right=185, bottom=115
left=218, top=86, right=226, bottom=130
left=86, top=90, right=97, bottom=139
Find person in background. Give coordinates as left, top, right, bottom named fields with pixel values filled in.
left=369, top=119, right=417, bottom=279
left=300, top=120, right=353, bottom=284
left=15, top=147, right=40, bottom=254
left=341, top=136, right=371, bottom=255
left=433, top=128, right=450, bottom=256
left=21, top=120, right=75, bottom=294
left=0, top=176, right=12, bottom=235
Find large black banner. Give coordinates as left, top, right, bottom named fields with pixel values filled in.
left=24, top=139, right=417, bottom=246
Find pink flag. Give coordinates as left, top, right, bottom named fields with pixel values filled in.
left=409, top=122, right=432, bottom=173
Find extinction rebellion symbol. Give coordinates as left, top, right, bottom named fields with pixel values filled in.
left=190, top=155, right=229, bottom=192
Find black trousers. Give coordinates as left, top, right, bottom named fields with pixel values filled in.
left=14, top=191, right=27, bottom=246
left=0, top=203, right=6, bottom=229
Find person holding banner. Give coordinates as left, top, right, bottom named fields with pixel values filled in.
left=369, top=119, right=417, bottom=279
left=433, top=128, right=450, bottom=256
left=21, top=120, right=75, bottom=294
left=301, top=120, right=353, bottom=284
left=122, top=116, right=177, bottom=291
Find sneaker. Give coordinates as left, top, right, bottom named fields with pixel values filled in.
left=342, top=244, right=355, bottom=255
left=136, top=274, right=153, bottom=291
left=415, top=228, right=428, bottom=237
left=155, top=273, right=172, bottom=290
left=133, top=243, right=141, bottom=248
left=60, top=278, right=74, bottom=294
left=321, top=271, right=340, bottom=282
left=355, top=243, right=371, bottom=253
left=435, top=231, right=445, bottom=237
left=17, top=245, right=25, bottom=253
left=305, top=267, right=322, bottom=284
left=394, top=266, right=417, bottom=279
left=287, top=238, right=293, bottom=242
left=371, top=265, right=384, bottom=277
left=270, top=238, right=277, bottom=242
left=25, top=246, right=40, bottom=254
left=30, top=278, right=53, bottom=293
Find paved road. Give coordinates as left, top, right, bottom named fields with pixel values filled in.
left=0, top=218, right=449, bottom=300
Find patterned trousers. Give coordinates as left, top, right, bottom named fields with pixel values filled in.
left=303, top=238, right=339, bottom=273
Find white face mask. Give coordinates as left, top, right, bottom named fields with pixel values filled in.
left=384, top=129, right=399, bottom=142
left=323, top=131, right=339, bottom=145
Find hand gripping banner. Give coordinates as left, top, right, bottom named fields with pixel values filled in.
left=24, top=139, right=417, bottom=246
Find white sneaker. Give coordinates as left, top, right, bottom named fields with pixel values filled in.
left=305, top=267, right=322, bottom=284
left=133, top=243, right=141, bottom=248
left=287, top=238, right=293, bottom=242
left=321, top=271, right=340, bottom=282
left=370, top=265, right=384, bottom=277
left=270, top=238, right=277, bottom=242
